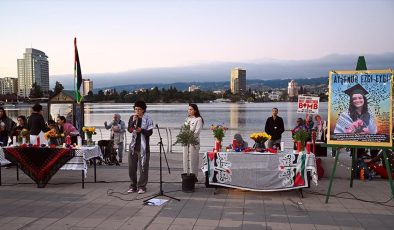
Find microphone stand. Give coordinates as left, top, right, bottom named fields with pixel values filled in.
left=143, top=124, right=180, bottom=203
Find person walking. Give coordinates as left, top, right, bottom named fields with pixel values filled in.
left=264, top=107, right=285, bottom=148
left=127, top=101, right=154, bottom=194
left=104, top=113, right=126, bottom=163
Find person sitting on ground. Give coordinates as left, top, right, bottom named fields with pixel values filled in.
left=228, top=133, right=248, bottom=150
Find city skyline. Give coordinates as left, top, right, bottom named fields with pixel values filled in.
left=0, top=0, right=393, bottom=85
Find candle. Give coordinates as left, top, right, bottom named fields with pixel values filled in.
left=215, top=140, right=221, bottom=152
left=297, top=141, right=301, bottom=153
left=306, top=142, right=311, bottom=154
left=232, top=139, right=237, bottom=150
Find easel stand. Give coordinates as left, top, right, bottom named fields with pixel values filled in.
left=325, top=144, right=394, bottom=203
left=143, top=124, right=180, bottom=203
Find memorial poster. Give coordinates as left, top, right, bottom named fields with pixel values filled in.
left=327, top=69, right=393, bottom=147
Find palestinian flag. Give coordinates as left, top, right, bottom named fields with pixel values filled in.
left=294, top=153, right=306, bottom=186
left=74, top=37, right=83, bottom=104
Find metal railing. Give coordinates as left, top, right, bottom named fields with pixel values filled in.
left=92, top=126, right=298, bottom=154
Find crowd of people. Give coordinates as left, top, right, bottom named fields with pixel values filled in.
left=2, top=100, right=392, bottom=195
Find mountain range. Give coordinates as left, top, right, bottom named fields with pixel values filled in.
left=52, top=53, right=393, bottom=90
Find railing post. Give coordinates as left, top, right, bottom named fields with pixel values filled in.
left=168, top=128, right=173, bottom=153
left=165, top=127, right=169, bottom=153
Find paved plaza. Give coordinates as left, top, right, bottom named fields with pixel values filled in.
left=1, top=151, right=394, bottom=230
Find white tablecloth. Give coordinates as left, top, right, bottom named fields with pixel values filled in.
left=1, top=146, right=103, bottom=178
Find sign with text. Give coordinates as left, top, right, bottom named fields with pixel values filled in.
left=297, top=95, right=320, bottom=114
left=327, top=69, right=393, bottom=147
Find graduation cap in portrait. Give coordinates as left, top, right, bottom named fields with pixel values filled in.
left=344, top=84, right=369, bottom=97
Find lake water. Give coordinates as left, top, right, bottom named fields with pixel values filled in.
left=4, top=102, right=328, bottom=152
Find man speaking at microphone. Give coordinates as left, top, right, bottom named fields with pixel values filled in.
left=127, top=101, right=154, bottom=194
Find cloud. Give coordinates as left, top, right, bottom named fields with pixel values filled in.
left=52, top=53, right=394, bottom=89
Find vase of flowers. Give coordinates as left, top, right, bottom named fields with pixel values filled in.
left=250, top=132, right=271, bottom=149
left=292, top=129, right=310, bottom=152
left=44, top=129, right=64, bottom=146
left=174, top=124, right=199, bottom=192
left=18, top=128, right=30, bottom=144
left=210, top=124, right=227, bottom=151
left=82, top=126, right=96, bottom=146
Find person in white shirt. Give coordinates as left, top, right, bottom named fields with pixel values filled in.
left=183, top=103, right=204, bottom=182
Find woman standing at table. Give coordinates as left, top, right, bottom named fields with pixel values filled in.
left=183, top=103, right=204, bottom=182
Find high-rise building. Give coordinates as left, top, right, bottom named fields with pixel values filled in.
left=0, top=77, right=18, bottom=95
left=188, top=84, right=200, bottom=92
left=230, top=68, right=246, bottom=94
left=17, top=48, right=49, bottom=97
left=288, top=80, right=298, bottom=97
left=83, top=78, right=93, bottom=96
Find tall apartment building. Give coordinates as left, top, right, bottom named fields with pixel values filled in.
left=0, top=77, right=18, bottom=95
left=83, top=78, right=93, bottom=96
left=230, top=68, right=246, bottom=94
left=288, top=80, right=298, bottom=97
left=17, top=48, right=49, bottom=97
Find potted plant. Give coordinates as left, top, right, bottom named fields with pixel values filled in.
left=174, top=123, right=199, bottom=192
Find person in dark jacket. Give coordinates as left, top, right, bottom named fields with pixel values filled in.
left=0, top=107, right=16, bottom=146
left=264, top=107, right=285, bottom=148
left=27, top=104, right=49, bottom=143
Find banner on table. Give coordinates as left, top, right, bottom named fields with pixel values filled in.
left=202, top=152, right=310, bottom=191
left=297, top=95, right=320, bottom=114
left=327, top=69, right=393, bottom=147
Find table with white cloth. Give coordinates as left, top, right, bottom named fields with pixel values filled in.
left=0, top=146, right=103, bottom=188
left=201, top=150, right=318, bottom=192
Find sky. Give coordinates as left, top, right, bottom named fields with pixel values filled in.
left=0, top=0, right=393, bottom=87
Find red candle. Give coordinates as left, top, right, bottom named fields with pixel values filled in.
left=297, top=141, right=301, bottom=153
left=232, top=139, right=237, bottom=150
left=306, top=142, right=311, bottom=154
left=215, top=140, right=221, bottom=152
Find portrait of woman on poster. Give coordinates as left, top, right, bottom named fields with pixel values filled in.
left=334, top=84, right=377, bottom=134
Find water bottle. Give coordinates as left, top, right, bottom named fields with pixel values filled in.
left=36, top=136, right=40, bottom=146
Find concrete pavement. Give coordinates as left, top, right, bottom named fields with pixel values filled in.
left=0, top=151, right=394, bottom=230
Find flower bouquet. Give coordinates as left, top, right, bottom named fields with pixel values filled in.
left=18, top=128, right=30, bottom=144
left=250, top=132, right=271, bottom=149
left=44, top=129, right=64, bottom=146
left=210, top=124, right=227, bottom=152
left=292, top=129, right=310, bottom=151
left=345, top=119, right=368, bottom=134
left=210, top=124, right=227, bottom=142
left=82, top=126, right=96, bottom=145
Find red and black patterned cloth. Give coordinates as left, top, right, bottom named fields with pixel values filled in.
left=4, top=147, right=75, bottom=188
